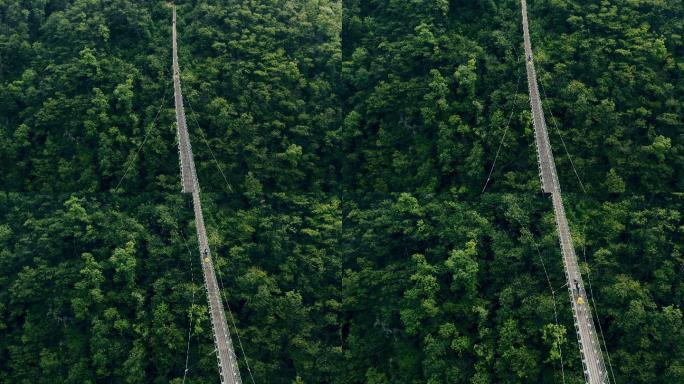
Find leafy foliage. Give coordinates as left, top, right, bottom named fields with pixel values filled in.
left=1, top=0, right=682, bottom=383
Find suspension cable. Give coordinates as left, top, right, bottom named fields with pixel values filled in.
left=182, top=345, right=224, bottom=377
left=580, top=224, right=616, bottom=383
left=482, top=55, right=523, bottom=193
left=184, top=94, right=254, bottom=381
left=518, top=222, right=566, bottom=384
left=176, top=63, right=251, bottom=381
left=536, top=70, right=586, bottom=193
left=184, top=96, right=234, bottom=193
left=179, top=226, right=255, bottom=383
left=213, top=244, right=256, bottom=384
left=485, top=194, right=567, bottom=383
left=179, top=229, right=198, bottom=384
left=114, top=82, right=171, bottom=192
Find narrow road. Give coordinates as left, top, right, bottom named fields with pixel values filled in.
left=173, top=7, right=243, bottom=384
left=520, top=1, right=610, bottom=383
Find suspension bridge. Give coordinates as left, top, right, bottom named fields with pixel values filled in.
left=167, top=1, right=613, bottom=383
left=172, top=6, right=242, bottom=384
left=520, top=1, right=611, bottom=383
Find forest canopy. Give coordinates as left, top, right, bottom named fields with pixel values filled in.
left=1, top=0, right=682, bottom=383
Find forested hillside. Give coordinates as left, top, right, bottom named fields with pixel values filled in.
left=1, top=0, right=682, bottom=383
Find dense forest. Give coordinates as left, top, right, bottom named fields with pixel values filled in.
left=1, top=0, right=682, bottom=383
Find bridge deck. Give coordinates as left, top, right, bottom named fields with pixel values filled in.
left=173, top=7, right=242, bottom=384
left=520, top=1, right=609, bottom=383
